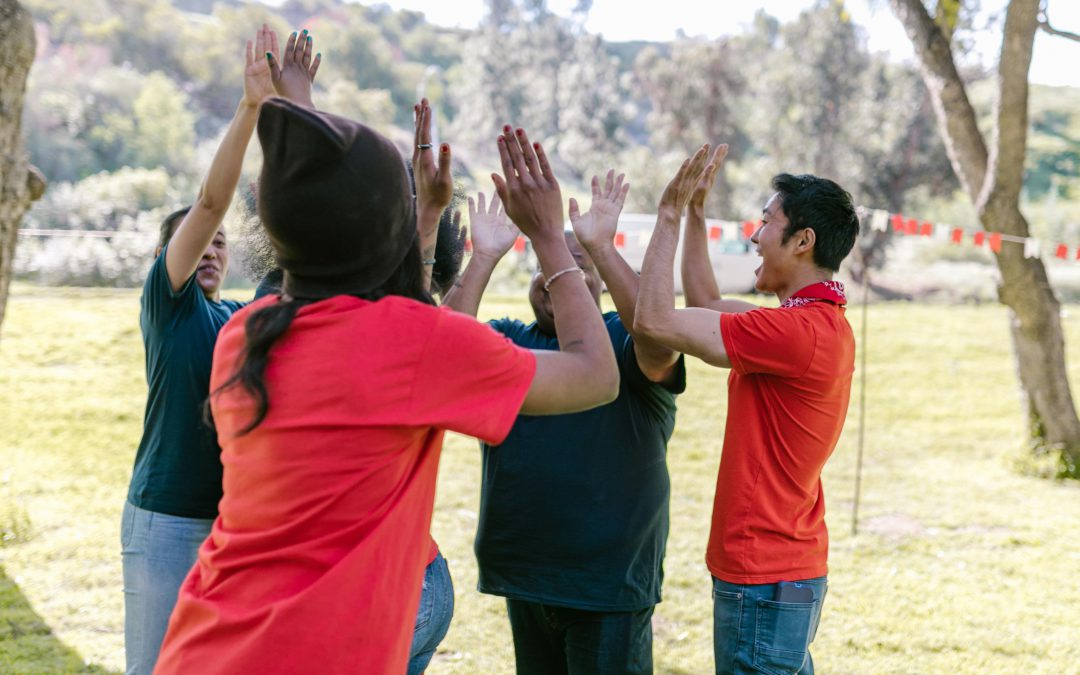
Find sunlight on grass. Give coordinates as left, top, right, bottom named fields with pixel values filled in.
left=1, top=285, right=1080, bottom=673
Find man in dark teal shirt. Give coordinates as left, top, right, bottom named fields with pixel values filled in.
left=443, top=173, right=684, bottom=674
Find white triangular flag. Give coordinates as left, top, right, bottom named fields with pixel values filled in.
left=933, top=222, right=952, bottom=241
left=1024, top=238, right=1041, bottom=259
left=870, top=209, right=889, bottom=232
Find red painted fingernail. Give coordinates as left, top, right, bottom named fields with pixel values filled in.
left=503, top=125, right=511, bottom=133
left=533, top=142, right=540, bottom=150
left=498, top=137, right=505, bottom=144
left=516, top=128, right=524, bottom=136
left=441, top=144, right=449, bottom=153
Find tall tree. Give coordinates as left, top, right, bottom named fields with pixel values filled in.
left=889, top=0, right=1080, bottom=475
left=0, top=0, right=45, bottom=337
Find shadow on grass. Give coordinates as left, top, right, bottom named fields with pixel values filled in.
left=0, top=565, right=116, bottom=674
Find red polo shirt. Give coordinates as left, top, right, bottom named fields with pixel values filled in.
left=709, top=283, right=855, bottom=584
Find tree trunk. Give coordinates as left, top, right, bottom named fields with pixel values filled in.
left=890, top=0, right=1080, bottom=475
left=0, top=0, right=42, bottom=338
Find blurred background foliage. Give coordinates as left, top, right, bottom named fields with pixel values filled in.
left=17, top=0, right=1080, bottom=287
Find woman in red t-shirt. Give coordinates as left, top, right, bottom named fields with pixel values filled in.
left=154, top=98, right=619, bottom=674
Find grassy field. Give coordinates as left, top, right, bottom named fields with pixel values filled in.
left=2, top=284, right=1080, bottom=674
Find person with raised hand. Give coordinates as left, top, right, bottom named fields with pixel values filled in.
left=635, top=145, right=859, bottom=675
left=121, top=25, right=279, bottom=675
left=412, top=97, right=454, bottom=293
left=445, top=168, right=685, bottom=674
left=151, top=106, right=617, bottom=672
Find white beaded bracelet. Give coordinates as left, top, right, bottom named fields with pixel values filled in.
left=543, top=266, right=584, bottom=292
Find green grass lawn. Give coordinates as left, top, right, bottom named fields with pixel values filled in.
left=2, top=284, right=1080, bottom=673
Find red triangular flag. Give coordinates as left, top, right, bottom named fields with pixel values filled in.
left=614, top=232, right=626, bottom=249
left=708, top=226, right=722, bottom=241
left=742, top=221, right=757, bottom=239
left=973, top=231, right=986, bottom=247
left=513, top=236, right=526, bottom=253
left=951, top=228, right=963, bottom=244
left=905, top=218, right=919, bottom=235
left=1056, top=244, right=1069, bottom=259
left=892, top=214, right=905, bottom=232
left=919, top=222, right=933, bottom=237
left=988, top=233, right=1002, bottom=253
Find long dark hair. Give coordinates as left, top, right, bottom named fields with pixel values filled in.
left=211, top=242, right=434, bottom=436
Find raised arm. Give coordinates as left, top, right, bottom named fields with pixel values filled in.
left=635, top=146, right=734, bottom=368
left=441, top=191, right=518, bottom=316
left=570, top=170, right=679, bottom=384
left=164, top=25, right=277, bottom=294
left=412, top=98, right=454, bottom=292
left=682, top=144, right=758, bottom=314
left=492, top=126, right=619, bottom=414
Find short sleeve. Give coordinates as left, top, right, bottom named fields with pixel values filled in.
left=411, top=308, right=537, bottom=444
left=141, top=244, right=200, bottom=329
left=720, top=308, right=816, bottom=377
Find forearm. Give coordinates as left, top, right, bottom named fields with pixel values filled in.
left=417, top=207, right=441, bottom=292
left=197, top=100, right=258, bottom=215
left=681, top=203, right=722, bottom=308
left=440, top=253, right=498, bottom=316
left=584, top=242, right=678, bottom=372
left=635, top=210, right=682, bottom=340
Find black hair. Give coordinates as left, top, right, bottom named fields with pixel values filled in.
left=209, top=241, right=434, bottom=436
left=771, top=173, right=858, bottom=272
left=158, top=206, right=192, bottom=249
left=431, top=184, right=469, bottom=297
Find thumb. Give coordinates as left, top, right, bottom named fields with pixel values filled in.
left=491, top=174, right=508, bottom=207
left=568, top=197, right=580, bottom=221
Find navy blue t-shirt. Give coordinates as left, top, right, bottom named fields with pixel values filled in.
left=475, top=312, right=686, bottom=611
left=127, top=248, right=245, bottom=518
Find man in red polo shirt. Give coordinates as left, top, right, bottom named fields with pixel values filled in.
left=635, top=144, right=859, bottom=674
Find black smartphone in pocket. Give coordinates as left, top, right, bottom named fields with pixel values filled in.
left=775, top=581, right=814, bottom=603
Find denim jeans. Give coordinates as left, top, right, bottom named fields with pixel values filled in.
left=505, top=598, right=654, bottom=675
left=408, top=552, right=455, bottom=675
left=120, top=500, right=213, bottom=675
left=712, top=576, right=827, bottom=675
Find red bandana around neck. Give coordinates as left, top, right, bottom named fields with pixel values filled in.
left=780, top=281, right=847, bottom=309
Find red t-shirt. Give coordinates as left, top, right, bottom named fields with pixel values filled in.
left=709, top=293, right=854, bottom=584
left=155, top=295, right=536, bottom=675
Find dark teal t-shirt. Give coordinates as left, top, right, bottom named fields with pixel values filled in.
left=475, top=312, right=686, bottom=612
left=127, top=248, right=245, bottom=518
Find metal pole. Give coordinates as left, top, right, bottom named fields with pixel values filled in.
left=852, top=271, right=869, bottom=536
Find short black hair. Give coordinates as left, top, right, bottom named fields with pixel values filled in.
left=772, top=174, right=858, bottom=272
left=158, top=206, right=192, bottom=249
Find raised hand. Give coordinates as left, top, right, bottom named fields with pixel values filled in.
left=242, top=24, right=277, bottom=107
left=569, top=170, right=630, bottom=251
left=412, top=98, right=453, bottom=234
left=491, top=125, right=563, bottom=243
left=689, top=144, right=728, bottom=208
left=467, top=191, right=519, bottom=261
left=659, top=144, right=712, bottom=221
left=268, top=28, right=321, bottom=108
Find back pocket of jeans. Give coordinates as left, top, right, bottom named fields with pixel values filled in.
left=752, top=598, right=814, bottom=675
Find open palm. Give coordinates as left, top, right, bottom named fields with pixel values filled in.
left=468, top=191, right=518, bottom=260
left=243, top=24, right=277, bottom=106
left=569, top=170, right=630, bottom=250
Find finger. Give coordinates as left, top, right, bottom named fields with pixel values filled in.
left=295, top=29, right=308, bottom=63
left=502, top=126, right=527, bottom=179
left=302, top=32, right=313, bottom=68
left=591, top=175, right=600, bottom=200
left=491, top=173, right=509, bottom=207
left=477, top=191, right=486, bottom=215
left=496, top=135, right=516, bottom=183
left=412, top=104, right=422, bottom=164
left=614, top=173, right=625, bottom=198
left=246, top=39, right=254, bottom=67
left=268, top=28, right=279, bottom=61
left=254, top=28, right=265, bottom=61
left=533, top=141, right=555, bottom=184
left=568, top=197, right=580, bottom=221
left=266, top=51, right=281, bottom=82
left=283, top=31, right=297, bottom=65
left=489, top=191, right=501, bottom=215
left=309, top=52, right=322, bottom=81
left=468, top=196, right=477, bottom=221
left=604, top=169, right=614, bottom=198
left=438, top=143, right=451, bottom=179
left=420, top=101, right=432, bottom=147
left=618, top=182, right=630, bottom=208
left=514, top=127, right=541, bottom=178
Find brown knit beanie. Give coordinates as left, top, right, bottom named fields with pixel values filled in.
left=256, top=97, right=416, bottom=299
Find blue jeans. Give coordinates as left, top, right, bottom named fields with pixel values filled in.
left=120, top=501, right=213, bottom=675
left=408, top=552, right=455, bottom=675
left=505, top=599, right=654, bottom=675
left=712, top=576, right=827, bottom=675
